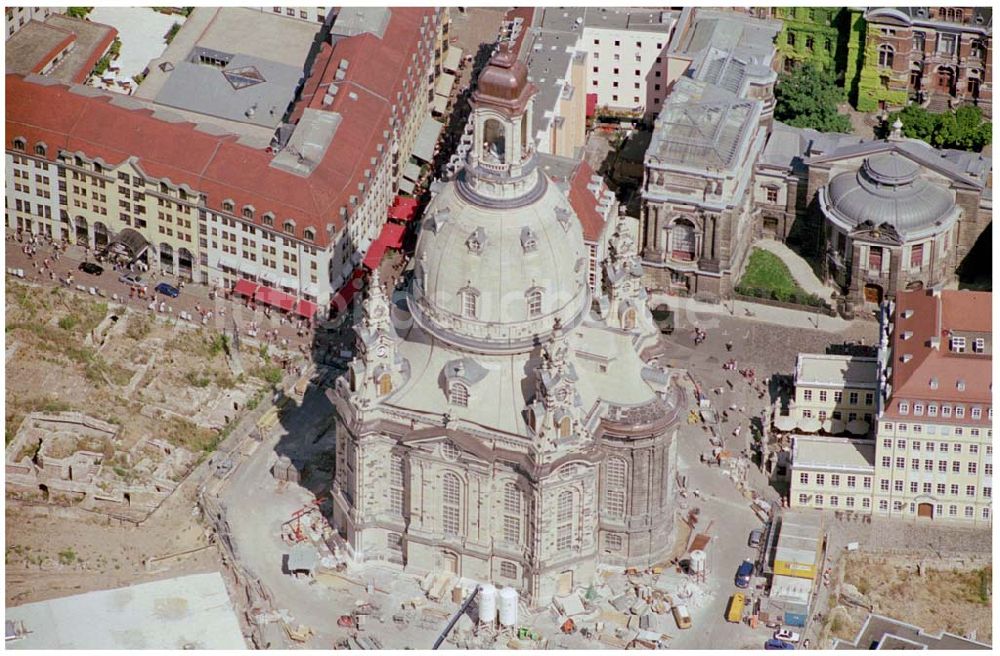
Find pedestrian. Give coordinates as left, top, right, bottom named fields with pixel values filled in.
left=726, top=341, right=733, bottom=352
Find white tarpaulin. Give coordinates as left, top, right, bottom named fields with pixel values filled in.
left=435, top=72, right=455, bottom=98
left=412, top=116, right=443, bottom=163
left=443, top=46, right=463, bottom=73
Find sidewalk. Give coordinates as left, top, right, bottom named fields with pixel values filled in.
left=753, top=239, right=833, bottom=304
left=651, top=292, right=859, bottom=333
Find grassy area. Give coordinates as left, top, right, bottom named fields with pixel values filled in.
left=736, top=248, right=825, bottom=307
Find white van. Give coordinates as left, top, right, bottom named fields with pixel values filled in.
left=672, top=603, right=692, bottom=630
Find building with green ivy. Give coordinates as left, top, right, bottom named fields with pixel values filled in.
left=770, top=7, right=852, bottom=79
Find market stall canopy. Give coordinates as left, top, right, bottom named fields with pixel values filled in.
left=233, top=279, right=259, bottom=298
left=295, top=299, right=318, bottom=319
left=443, top=46, right=463, bottom=74
left=434, top=72, right=455, bottom=99
left=586, top=92, right=597, bottom=118
left=823, top=418, right=846, bottom=435
left=797, top=416, right=822, bottom=433
left=773, top=415, right=797, bottom=432
left=255, top=286, right=296, bottom=312
left=412, top=116, right=443, bottom=162
left=846, top=419, right=870, bottom=435
left=432, top=93, right=449, bottom=116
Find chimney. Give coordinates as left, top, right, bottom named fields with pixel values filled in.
left=929, top=336, right=940, bottom=350
left=901, top=354, right=913, bottom=363
left=902, top=309, right=914, bottom=319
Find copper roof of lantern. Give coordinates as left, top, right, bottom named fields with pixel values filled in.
left=471, top=45, right=536, bottom=115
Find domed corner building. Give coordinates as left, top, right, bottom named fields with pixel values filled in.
left=327, top=49, right=683, bottom=605
left=812, top=125, right=987, bottom=308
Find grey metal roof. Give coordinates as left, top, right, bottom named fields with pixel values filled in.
left=670, top=9, right=782, bottom=60
left=833, top=613, right=992, bottom=650
left=650, top=79, right=759, bottom=170
left=330, top=7, right=391, bottom=40
left=539, top=7, right=675, bottom=33
left=525, top=27, right=578, bottom=136
left=868, top=6, right=992, bottom=30
left=826, top=152, right=957, bottom=237
left=154, top=51, right=302, bottom=129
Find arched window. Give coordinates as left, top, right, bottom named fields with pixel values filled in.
left=263, top=212, right=275, bottom=227
left=390, top=454, right=405, bottom=516
left=482, top=118, right=505, bottom=163
left=304, top=228, right=316, bottom=242
left=460, top=288, right=479, bottom=319
left=605, top=458, right=627, bottom=518
left=442, top=472, right=462, bottom=536
left=242, top=206, right=254, bottom=220
left=449, top=382, right=469, bottom=407
left=556, top=490, right=574, bottom=551
left=878, top=44, right=894, bottom=68
left=503, top=482, right=521, bottom=545
left=378, top=372, right=393, bottom=395
left=670, top=219, right=696, bottom=261
left=283, top=220, right=295, bottom=235
left=526, top=288, right=542, bottom=318
left=12, top=138, right=26, bottom=152
left=34, top=143, right=46, bottom=157
left=557, top=415, right=572, bottom=438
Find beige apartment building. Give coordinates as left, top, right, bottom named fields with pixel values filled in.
left=788, top=289, right=992, bottom=527
left=791, top=354, right=879, bottom=431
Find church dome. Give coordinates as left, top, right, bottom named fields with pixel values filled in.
left=410, top=180, right=590, bottom=353
left=825, top=152, right=958, bottom=238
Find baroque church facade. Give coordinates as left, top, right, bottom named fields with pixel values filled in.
left=329, top=50, right=682, bottom=605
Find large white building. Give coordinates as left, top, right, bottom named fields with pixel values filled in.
left=329, top=51, right=683, bottom=605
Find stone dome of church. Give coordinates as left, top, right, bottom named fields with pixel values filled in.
left=410, top=179, right=590, bottom=353
left=825, top=152, right=958, bottom=238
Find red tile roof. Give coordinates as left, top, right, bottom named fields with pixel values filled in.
left=567, top=159, right=609, bottom=242
left=5, top=7, right=437, bottom=250
left=883, top=289, right=992, bottom=423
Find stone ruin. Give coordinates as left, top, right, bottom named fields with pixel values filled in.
left=5, top=412, right=196, bottom=520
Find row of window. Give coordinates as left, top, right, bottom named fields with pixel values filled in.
left=879, top=457, right=992, bottom=475
left=801, top=389, right=873, bottom=405
left=457, top=288, right=545, bottom=320
left=881, top=438, right=991, bottom=454
left=786, top=32, right=834, bottom=53
left=801, top=493, right=991, bottom=519
left=800, top=410, right=871, bottom=423
left=881, top=479, right=991, bottom=497
left=592, top=38, right=664, bottom=50
left=270, top=6, right=328, bottom=21
left=883, top=423, right=988, bottom=439
left=897, top=402, right=987, bottom=419
left=949, top=335, right=987, bottom=354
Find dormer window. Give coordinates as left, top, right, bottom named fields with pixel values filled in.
left=283, top=220, right=295, bottom=235
left=12, top=138, right=26, bottom=152
left=263, top=212, right=275, bottom=227
left=466, top=227, right=487, bottom=254
left=449, top=382, right=469, bottom=407
left=951, top=336, right=966, bottom=352
left=304, top=228, right=316, bottom=242
left=520, top=226, right=538, bottom=252
left=973, top=338, right=985, bottom=353
left=34, top=143, right=46, bottom=157
left=222, top=199, right=235, bottom=213
left=913, top=403, right=924, bottom=416
left=957, top=380, right=966, bottom=392
left=899, top=402, right=909, bottom=415
left=242, top=206, right=255, bottom=220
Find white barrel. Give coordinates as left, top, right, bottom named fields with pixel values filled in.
left=689, top=549, right=707, bottom=574
left=497, top=587, right=519, bottom=627
left=478, top=584, right=497, bottom=624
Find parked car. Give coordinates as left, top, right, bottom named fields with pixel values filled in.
left=119, top=273, right=144, bottom=287
left=774, top=630, right=801, bottom=644
left=735, top=560, right=754, bottom=588
left=765, top=639, right=795, bottom=650
left=155, top=282, right=180, bottom=298
left=78, top=261, right=104, bottom=276
left=748, top=528, right=764, bottom=548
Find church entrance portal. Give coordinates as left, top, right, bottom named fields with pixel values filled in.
left=557, top=570, right=574, bottom=595
left=863, top=284, right=883, bottom=305
left=442, top=551, right=459, bottom=575
left=917, top=502, right=933, bottom=519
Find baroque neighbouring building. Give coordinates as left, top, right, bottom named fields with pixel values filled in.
left=329, top=50, right=682, bottom=604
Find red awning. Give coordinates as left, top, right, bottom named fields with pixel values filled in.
left=255, top=286, right=296, bottom=311
left=331, top=268, right=366, bottom=313
left=393, top=196, right=418, bottom=210
left=233, top=278, right=259, bottom=297
left=362, top=239, right=388, bottom=270
left=388, top=203, right=416, bottom=221
left=586, top=93, right=598, bottom=118
left=295, top=299, right=318, bottom=319
left=382, top=222, right=406, bottom=249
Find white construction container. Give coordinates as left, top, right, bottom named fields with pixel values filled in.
left=478, top=584, right=497, bottom=624
left=497, top=586, right=518, bottom=627
left=689, top=549, right=707, bottom=575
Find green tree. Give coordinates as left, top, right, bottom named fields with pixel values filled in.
left=66, top=7, right=91, bottom=19
left=775, top=62, right=852, bottom=133
left=889, top=104, right=992, bottom=152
